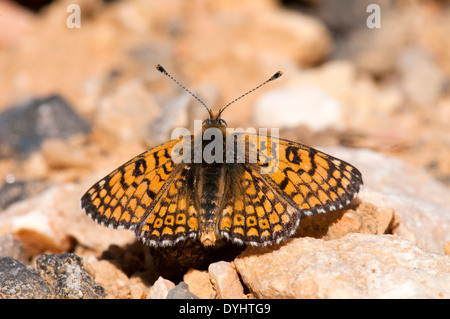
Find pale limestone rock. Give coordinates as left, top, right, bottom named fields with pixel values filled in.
left=0, top=182, right=136, bottom=256
left=0, top=186, right=74, bottom=256
left=254, top=86, right=343, bottom=131
left=320, top=147, right=450, bottom=253
left=234, top=233, right=450, bottom=299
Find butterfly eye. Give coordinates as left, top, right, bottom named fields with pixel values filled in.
left=203, top=119, right=211, bottom=125
left=219, top=119, right=227, bottom=126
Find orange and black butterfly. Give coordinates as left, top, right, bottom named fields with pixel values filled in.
left=81, top=65, right=363, bottom=247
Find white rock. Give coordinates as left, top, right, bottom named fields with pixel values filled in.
left=147, top=276, right=176, bottom=299
left=254, top=86, right=343, bottom=131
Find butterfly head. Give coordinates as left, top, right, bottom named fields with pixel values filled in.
left=202, top=113, right=227, bottom=128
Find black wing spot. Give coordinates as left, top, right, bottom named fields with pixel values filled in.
left=133, top=158, right=147, bottom=177
left=285, top=146, right=300, bottom=164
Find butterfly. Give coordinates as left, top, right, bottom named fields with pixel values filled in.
left=81, top=64, right=363, bottom=247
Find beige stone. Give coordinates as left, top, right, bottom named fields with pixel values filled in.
left=208, top=261, right=245, bottom=299
left=234, top=233, right=450, bottom=299
left=296, top=202, right=395, bottom=240
left=183, top=269, right=215, bottom=299
left=83, top=256, right=132, bottom=299
left=41, top=138, right=90, bottom=170
left=96, top=79, right=160, bottom=143
left=127, top=277, right=147, bottom=299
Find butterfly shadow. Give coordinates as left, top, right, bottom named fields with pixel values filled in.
left=293, top=200, right=363, bottom=240
left=99, top=238, right=247, bottom=285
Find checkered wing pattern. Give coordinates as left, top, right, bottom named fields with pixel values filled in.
left=216, top=133, right=363, bottom=245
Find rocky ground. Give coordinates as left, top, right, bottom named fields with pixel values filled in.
left=0, top=0, right=449, bottom=299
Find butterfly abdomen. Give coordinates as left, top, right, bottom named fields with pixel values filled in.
left=196, top=163, right=226, bottom=246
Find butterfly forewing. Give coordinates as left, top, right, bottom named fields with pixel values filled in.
left=246, top=133, right=362, bottom=216
left=81, top=138, right=184, bottom=230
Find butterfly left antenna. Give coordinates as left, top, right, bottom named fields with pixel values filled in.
left=155, top=64, right=213, bottom=119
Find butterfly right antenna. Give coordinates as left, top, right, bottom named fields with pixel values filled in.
left=217, top=70, right=283, bottom=118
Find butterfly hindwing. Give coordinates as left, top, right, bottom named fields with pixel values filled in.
left=218, top=164, right=300, bottom=246
left=135, top=164, right=200, bottom=246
